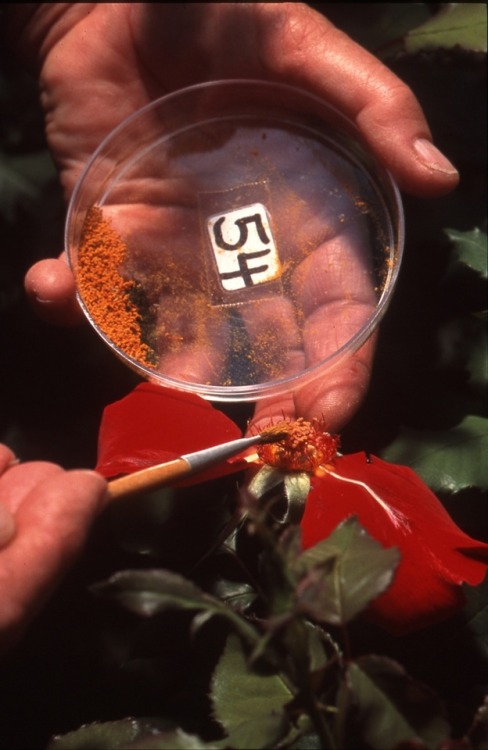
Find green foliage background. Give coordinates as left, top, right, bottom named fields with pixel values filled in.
left=0, top=4, right=486, bottom=749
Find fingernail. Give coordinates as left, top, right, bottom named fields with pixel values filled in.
left=413, top=138, right=459, bottom=176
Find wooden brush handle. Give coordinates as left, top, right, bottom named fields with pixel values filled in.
left=105, top=430, right=285, bottom=502
left=107, top=457, right=191, bottom=501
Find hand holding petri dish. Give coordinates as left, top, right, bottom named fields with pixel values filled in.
left=66, top=80, right=404, bottom=402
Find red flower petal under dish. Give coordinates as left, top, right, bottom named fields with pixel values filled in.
left=96, top=383, right=243, bottom=484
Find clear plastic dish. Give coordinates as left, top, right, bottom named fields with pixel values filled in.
left=66, top=79, right=404, bottom=402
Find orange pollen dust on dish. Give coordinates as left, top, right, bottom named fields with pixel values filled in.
left=257, top=417, right=340, bottom=475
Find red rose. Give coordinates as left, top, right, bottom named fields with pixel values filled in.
left=96, top=386, right=488, bottom=634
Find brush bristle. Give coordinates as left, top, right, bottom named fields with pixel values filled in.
left=259, top=423, right=291, bottom=443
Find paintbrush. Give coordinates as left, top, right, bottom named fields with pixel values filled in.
left=106, top=425, right=286, bottom=501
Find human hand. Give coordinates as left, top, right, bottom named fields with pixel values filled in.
left=79, top=117, right=378, bottom=430
left=12, top=3, right=459, bottom=429
left=0, top=444, right=107, bottom=655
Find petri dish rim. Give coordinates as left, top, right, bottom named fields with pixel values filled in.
left=66, top=79, right=405, bottom=402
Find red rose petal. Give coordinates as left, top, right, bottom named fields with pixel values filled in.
left=96, top=383, right=243, bottom=483
left=301, top=453, right=488, bottom=634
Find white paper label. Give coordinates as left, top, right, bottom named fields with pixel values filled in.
left=206, top=203, right=281, bottom=292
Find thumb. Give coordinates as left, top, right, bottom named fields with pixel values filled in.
left=258, top=3, right=459, bottom=196
left=24, top=257, right=84, bottom=326
left=248, top=335, right=376, bottom=435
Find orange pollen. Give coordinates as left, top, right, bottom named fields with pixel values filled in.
left=257, top=418, right=340, bottom=473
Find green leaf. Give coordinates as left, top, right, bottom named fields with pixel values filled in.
left=124, top=728, right=220, bottom=749
left=445, top=227, right=488, bottom=279
left=436, top=311, right=488, bottom=397
left=249, top=471, right=310, bottom=526
left=47, top=718, right=174, bottom=750
left=405, top=4, right=487, bottom=53
left=92, top=569, right=212, bottom=617
left=279, top=524, right=304, bottom=572
left=381, top=415, right=488, bottom=492
left=93, top=569, right=260, bottom=646
left=283, top=473, right=311, bottom=524
left=246, top=467, right=310, bottom=525
left=210, top=634, right=292, bottom=749
left=246, top=465, right=286, bottom=499
left=338, top=656, right=451, bottom=750
left=305, top=621, right=337, bottom=673
left=319, top=4, right=431, bottom=58
left=295, top=518, right=399, bottom=626
left=210, top=578, right=258, bottom=615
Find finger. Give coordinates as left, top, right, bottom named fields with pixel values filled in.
left=0, top=456, right=55, bottom=551
left=0, top=470, right=107, bottom=654
left=250, top=333, right=376, bottom=435
left=24, top=257, right=84, bottom=326
left=0, top=448, right=18, bottom=548
left=290, top=227, right=377, bottom=379
left=248, top=224, right=378, bottom=432
left=154, top=290, right=232, bottom=386
left=256, top=3, right=459, bottom=196
left=156, top=340, right=230, bottom=387
left=0, top=461, right=63, bottom=514
left=293, top=332, right=377, bottom=430
left=249, top=392, right=296, bottom=435
left=0, top=444, right=18, bottom=475
left=237, top=296, right=305, bottom=385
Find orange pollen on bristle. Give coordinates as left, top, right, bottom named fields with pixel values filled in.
left=257, top=417, right=340, bottom=474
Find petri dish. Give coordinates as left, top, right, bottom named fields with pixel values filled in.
left=66, top=79, right=404, bottom=402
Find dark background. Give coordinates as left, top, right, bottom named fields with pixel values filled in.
left=0, top=4, right=486, bottom=748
